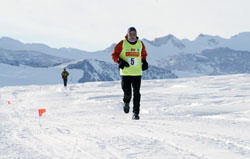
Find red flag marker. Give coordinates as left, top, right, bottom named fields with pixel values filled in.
left=8, top=101, right=11, bottom=104
left=38, top=109, right=46, bottom=117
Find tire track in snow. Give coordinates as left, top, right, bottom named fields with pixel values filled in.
left=133, top=118, right=250, bottom=158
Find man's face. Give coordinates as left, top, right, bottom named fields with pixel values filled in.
left=128, top=31, right=137, bottom=41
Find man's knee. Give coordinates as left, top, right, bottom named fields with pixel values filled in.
left=133, top=89, right=141, bottom=97
left=124, top=92, right=132, bottom=100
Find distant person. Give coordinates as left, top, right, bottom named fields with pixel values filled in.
left=111, top=26, right=148, bottom=120
left=61, top=68, right=69, bottom=87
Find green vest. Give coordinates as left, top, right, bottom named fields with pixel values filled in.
left=61, top=71, right=69, bottom=79
left=119, top=39, right=142, bottom=76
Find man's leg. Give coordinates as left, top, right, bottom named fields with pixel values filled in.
left=121, top=76, right=132, bottom=113
left=64, top=79, right=67, bottom=87
left=132, top=76, right=141, bottom=115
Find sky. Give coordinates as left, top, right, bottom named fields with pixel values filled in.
left=0, top=0, right=250, bottom=51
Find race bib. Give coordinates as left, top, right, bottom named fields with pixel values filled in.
left=128, top=58, right=138, bottom=66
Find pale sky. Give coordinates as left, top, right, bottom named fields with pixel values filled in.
left=0, top=0, right=249, bottom=51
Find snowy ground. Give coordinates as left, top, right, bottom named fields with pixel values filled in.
left=0, top=63, right=82, bottom=87
left=1, top=74, right=250, bottom=159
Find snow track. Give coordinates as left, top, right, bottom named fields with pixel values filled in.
left=1, top=74, right=250, bottom=159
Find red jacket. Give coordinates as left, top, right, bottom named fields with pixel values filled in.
left=112, top=35, right=147, bottom=64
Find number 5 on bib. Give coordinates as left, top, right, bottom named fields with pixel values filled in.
left=128, top=58, right=138, bottom=66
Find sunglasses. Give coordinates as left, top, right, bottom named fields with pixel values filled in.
left=128, top=32, right=137, bottom=36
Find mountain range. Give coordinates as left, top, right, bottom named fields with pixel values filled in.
left=0, top=32, right=250, bottom=86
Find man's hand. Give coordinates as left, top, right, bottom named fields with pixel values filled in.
left=118, top=58, right=129, bottom=69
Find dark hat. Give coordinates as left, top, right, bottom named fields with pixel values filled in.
left=128, top=27, right=137, bottom=33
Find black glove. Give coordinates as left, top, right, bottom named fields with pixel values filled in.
left=142, top=59, right=148, bottom=71
left=118, top=58, right=129, bottom=69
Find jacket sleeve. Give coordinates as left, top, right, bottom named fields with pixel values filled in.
left=112, top=40, right=123, bottom=64
left=141, top=41, right=147, bottom=60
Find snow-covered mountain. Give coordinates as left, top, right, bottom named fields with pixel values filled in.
left=143, top=32, right=250, bottom=63
left=1, top=74, right=250, bottom=158
left=0, top=48, right=70, bottom=67
left=1, top=32, right=250, bottom=63
left=1, top=32, right=250, bottom=86
left=158, top=47, right=250, bottom=77
left=67, top=59, right=177, bottom=83
left=0, top=37, right=100, bottom=60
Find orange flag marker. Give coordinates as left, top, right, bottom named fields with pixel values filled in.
left=8, top=101, right=11, bottom=104
left=38, top=109, right=46, bottom=117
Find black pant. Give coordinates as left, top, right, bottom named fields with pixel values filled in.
left=63, top=79, right=68, bottom=87
left=121, top=76, right=141, bottom=114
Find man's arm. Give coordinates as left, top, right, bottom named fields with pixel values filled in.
left=141, top=41, right=147, bottom=60
left=112, top=40, right=123, bottom=63
left=141, top=41, right=148, bottom=71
